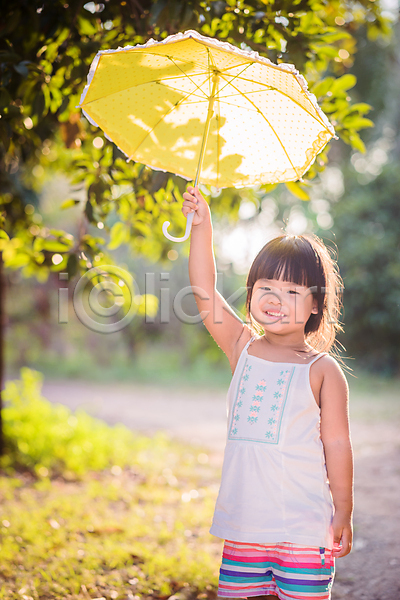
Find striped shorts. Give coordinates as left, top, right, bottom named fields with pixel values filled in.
left=218, top=540, right=335, bottom=600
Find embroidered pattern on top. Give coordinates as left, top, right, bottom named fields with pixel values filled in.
left=230, top=360, right=252, bottom=436
left=229, top=361, right=295, bottom=444
left=247, top=379, right=266, bottom=425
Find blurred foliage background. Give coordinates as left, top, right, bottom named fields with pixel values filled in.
left=1, top=0, right=399, bottom=384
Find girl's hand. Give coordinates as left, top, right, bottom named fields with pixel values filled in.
left=331, top=510, right=353, bottom=558
left=182, top=185, right=210, bottom=227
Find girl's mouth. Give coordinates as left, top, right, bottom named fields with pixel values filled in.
left=264, top=310, right=285, bottom=319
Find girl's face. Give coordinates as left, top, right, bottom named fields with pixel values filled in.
left=250, top=277, right=318, bottom=335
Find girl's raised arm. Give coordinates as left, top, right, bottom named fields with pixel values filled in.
left=182, top=186, right=250, bottom=371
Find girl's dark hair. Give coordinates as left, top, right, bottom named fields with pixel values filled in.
left=245, top=234, right=343, bottom=354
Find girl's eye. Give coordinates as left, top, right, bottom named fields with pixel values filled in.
left=260, top=286, right=271, bottom=291
left=288, top=290, right=299, bottom=295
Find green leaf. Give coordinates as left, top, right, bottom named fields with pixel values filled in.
left=42, top=241, right=71, bottom=252
left=343, top=116, right=374, bottom=130
left=349, top=133, right=366, bottom=153
left=118, top=197, right=131, bottom=221
left=133, top=221, right=152, bottom=236
left=5, top=252, right=30, bottom=268
left=317, top=31, right=352, bottom=43
left=84, top=199, right=94, bottom=223
left=42, top=83, right=51, bottom=113
left=285, top=181, right=310, bottom=201
left=331, top=74, right=357, bottom=95
left=61, top=199, right=81, bottom=210
left=100, top=145, right=113, bottom=168
left=310, top=77, right=335, bottom=99
left=347, top=103, right=372, bottom=115
left=144, top=195, right=154, bottom=211
left=48, top=229, right=73, bottom=238
left=260, top=183, right=278, bottom=193
left=77, top=15, right=98, bottom=35
left=0, top=229, right=10, bottom=240
left=49, top=87, right=63, bottom=113
left=108, top=222, right=130, bottom=250
left=312, top=45, right=338, bottom=58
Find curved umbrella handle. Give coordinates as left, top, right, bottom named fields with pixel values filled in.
left=162, top=74, right=218, bottom=244
left=162, top=210, right=194, bottom=243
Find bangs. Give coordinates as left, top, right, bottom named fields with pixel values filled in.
left=253, top=254, right=311, bottom=288
left=249, top=236, right=325, bottom=290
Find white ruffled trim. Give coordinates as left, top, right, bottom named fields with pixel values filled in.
left=80, top=29, right=335, bottom=137
left=79, top=29, right=336, bottom=182
left=79, top=53, right=101, bottom=107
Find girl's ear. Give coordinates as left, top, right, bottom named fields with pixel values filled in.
left=311, top=298, right=318, bottom=314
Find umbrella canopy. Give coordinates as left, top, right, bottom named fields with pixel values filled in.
left=80, top=30, right=336, bottom=240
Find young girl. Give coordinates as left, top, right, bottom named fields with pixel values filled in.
left=182, top=186, right=353, bottom=600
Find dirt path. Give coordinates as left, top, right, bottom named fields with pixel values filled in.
left=38, top=379, right=400, bottom=600
left=333, top=421, right=400, bottom=600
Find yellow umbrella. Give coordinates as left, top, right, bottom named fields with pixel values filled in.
left=80, top=29, right=336, bottom=242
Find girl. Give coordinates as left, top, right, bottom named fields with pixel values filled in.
left=182, top=186, right=353, bottom=600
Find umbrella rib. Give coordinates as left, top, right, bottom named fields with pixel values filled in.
left=204, top=46, right=220, bottom=186
left=196, top=51, right=256, bottom=116
left=207, top=48, right=214, bottom=97
left=165, top=56, right=209, bottom=100
left=187, top=39, right=300, bottom=77
left=216, top=78, right=221, bottom=189
left=129, top=49, right=208, bottom=72
left=216, top=87, right=332, bottom=138
left=218, top=88, right=274, bottom=99
left=167, top=99, right=210, bottom=105
left=219, top=74, right=302, bottom=180
left=215, top=63, right=253, bottom=98
left=154, top=82, right=209, bottom=102
left=216, top=99, right=260, bottom=112
left=219, top=60, right=252, bottom=72
left=82, top=68, right=215, bottom=106
left=231, top=75, right=332, bottom=134
left=81, top=76, right=210, bottom=106
left=127, top=87, right=204, bottom=160
left=190, top=38, right=287, bottom=74
left=144, top=71, right=209, bottom=80
left=158, top=69, right=265, bottom=104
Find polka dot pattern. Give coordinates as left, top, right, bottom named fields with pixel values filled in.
left=81, top=35, right=334, bottom=187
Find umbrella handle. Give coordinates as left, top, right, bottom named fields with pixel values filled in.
left=162, top=74, right=219, bottom=243
left=162, top=210, right=194, bottom=243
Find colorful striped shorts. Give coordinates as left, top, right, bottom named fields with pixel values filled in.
left=218, top=540, right=335, bottom=600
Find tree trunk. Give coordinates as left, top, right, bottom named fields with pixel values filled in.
left=0, top=250, right=4, bottom=455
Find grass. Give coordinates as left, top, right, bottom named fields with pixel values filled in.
left=0, top=368, right=223, bottom=600
left=0, top=439, right=222, bottom=600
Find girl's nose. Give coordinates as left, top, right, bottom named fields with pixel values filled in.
left=266, top=291, right=282, bottom=306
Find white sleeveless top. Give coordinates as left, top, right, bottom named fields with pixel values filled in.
left=209, top=336, right=334, bottom=549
